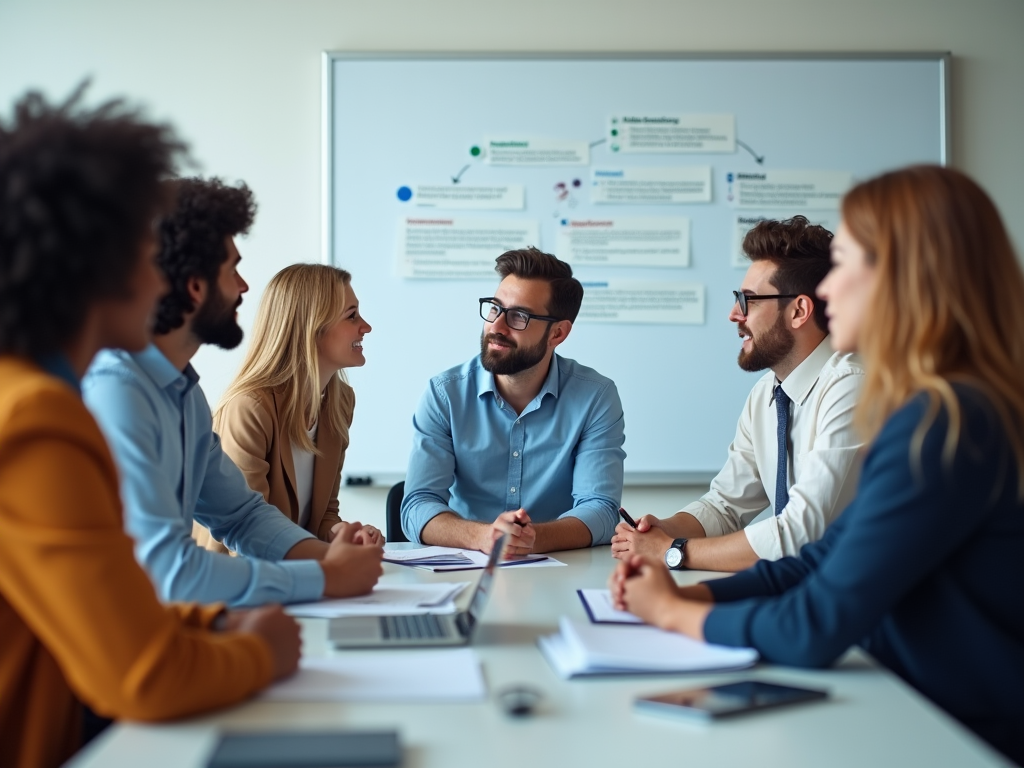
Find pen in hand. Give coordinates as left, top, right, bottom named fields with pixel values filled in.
left=618, top=507, right=638, bottom=529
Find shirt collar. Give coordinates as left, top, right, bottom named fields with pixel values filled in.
left=475, top=353, right=562, bottom=405
left=134, top=343, right=200, bottom=395
left=37, top=353, right=81, bottom=394
left=773, top=336, right=835, bottom=406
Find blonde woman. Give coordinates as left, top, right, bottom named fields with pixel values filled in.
left=194, top=264, right=383, bottom=552
left=610, top=166, right=1024, bottom=764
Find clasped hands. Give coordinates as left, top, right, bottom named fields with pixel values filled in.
left=480, top=507, right=536, bottom=558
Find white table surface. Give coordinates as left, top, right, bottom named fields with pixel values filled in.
left=68, top=546, right=1012, bottom=768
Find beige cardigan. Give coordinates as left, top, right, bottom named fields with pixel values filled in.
left=192, top=383, right=355, bottom=553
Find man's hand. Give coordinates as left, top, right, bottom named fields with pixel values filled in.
left=320, top=522, right=384, bottom=598
left=228, top=605, right=302, bottom=681
left=331, top=521, right=384, bottom=546
left=610, top=514, right=673, bottom=561
left=480, top=508, right=536, bottom=558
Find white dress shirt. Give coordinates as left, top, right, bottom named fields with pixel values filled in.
left=683, top=337, right=865, bottom=560
left=291, top=421, right=318, bottom=530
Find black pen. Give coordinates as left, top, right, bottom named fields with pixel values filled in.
left=618, top=507, right=637, bottom=528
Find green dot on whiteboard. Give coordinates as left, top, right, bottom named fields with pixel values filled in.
left=611, top=144, right=620, bottom=152
left=611, top=129, right=618, bottom=136
left=470, top=146, right=481, bottom=157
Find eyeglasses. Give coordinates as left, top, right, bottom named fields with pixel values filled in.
left=479, top=298, right=560, bottom=331
left=732, top=290, right=799, bottom=317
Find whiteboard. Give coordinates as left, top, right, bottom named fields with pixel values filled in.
left=322, top=52, right=949, bottom=486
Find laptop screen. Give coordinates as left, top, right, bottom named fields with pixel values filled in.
left=464, top=533, right=506, bottom=626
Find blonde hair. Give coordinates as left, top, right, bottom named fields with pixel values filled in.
left=216, top=263, right=352, bottom=455
left=843, top=165, right=1024, bottom=496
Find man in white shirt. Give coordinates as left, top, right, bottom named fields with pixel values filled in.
left=612, top=216, right=864, bottom=572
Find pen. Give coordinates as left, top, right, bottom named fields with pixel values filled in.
left=618, top=507, right=637, bottom=528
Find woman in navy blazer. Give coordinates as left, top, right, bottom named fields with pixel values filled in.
left=611, top=165, right=1024, bottom=765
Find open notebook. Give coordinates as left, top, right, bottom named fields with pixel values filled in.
left=538, top=616, right=758, bottom=678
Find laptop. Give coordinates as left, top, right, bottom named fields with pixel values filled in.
left=329, top=534, right=506, bottom=648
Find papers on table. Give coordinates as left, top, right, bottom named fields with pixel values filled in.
left=285, top=582, right=469, bottom=618
left=577, top=588, right=644, bottom=624
left=538, top=617, right=758, bottom=679
left=261, top=648, right=486, bottom=702
left=383, top=545, right=566, bottom=571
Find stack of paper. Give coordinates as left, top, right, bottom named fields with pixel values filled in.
left=383, top=544, right=564, bottom=571
left=261, top=648, right=486, bottom=702
left=285, top=582, right=469, bottom=618
left=538, top=616, right=758, bottom=678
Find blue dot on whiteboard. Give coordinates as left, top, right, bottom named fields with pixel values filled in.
left=560, top=219, right=568, bottom=226
left=396, top=186, right=413, bottom=202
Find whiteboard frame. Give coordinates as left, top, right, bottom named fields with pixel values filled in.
left=320, top=51, right=951, bottom=487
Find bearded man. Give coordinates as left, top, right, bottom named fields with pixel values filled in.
left=401, top=247, right=625, bottom=554
left=612, top=217, right=864, bottom=571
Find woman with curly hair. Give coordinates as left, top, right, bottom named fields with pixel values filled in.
left=610, top=165, right=1024, bottom=765
left=0, top=88, right=299, bottom=768
left=194, top=263, right=383, bottom=551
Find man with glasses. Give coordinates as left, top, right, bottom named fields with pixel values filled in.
left=612, top=216, right=864, bottom=571
left=401, top=247, right=625, bottom=555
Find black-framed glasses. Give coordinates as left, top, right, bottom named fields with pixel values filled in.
left=479, top=298, right=560, bottom=331
left=732, top=290, right=799, bottom=317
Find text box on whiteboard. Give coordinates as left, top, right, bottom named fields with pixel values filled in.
left=411, top=184, right=524, bottom=210
left=578, top=280, right=705, bottom=325
left=557, top=217, right=691, bottom=268
left=483, top=138, right=590, bottom=166
left=592, top=166, right=712, bottom=205
left=609, top=114, right=736, bottom=153
left=728, top=169, right=852, bottom=209
left=397, top=217, right=539, bottom=279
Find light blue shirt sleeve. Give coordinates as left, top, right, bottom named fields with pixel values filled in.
left=401, top=385, right=458, bottom=543
left=562, top=381, right=625, bottom=545
left=83, top=365, right=325, bottom=607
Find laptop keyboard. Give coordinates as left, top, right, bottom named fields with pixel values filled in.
left=380, top=614, right=450, bottom=640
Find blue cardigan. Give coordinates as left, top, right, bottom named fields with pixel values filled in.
left=703, top=386, right=1024, bottom=764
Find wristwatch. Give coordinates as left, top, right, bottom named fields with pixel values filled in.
left=664, top=538, right=688, bottom=570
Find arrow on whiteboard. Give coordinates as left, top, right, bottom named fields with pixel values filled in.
left=590, top=138, right=607, bottom=148
left=736, top=139, right=765, bottom=164
left=451, top=165, right=471, bottom=184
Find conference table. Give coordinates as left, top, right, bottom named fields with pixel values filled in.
left=69, top=546, right=1010, bottom=768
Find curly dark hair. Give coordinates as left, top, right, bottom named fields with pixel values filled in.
left=0, top=86, right=185, bottom=357
left=742, top=215, right=834, bottom=332
left=153, top=177, right=256, bottom=334
left=495, top=246, right=584, bottom=322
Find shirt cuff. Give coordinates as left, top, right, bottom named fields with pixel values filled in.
left=681, top=500, right=731, bottom=538
left=262, top=521, right=319, bottom=561
left=743, top=517, right=784, bottom=560
left=559, top=505, right=617, bottom=546
left=404, top=502, right=452, bottom=545
left=279, top=559, right=326, bottom=603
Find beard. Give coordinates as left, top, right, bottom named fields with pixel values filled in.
left=480, top=325, right=550, bottom=376
left=192, top=286, right=244, bottom=350
left=738, top=311, right=795, bottom=372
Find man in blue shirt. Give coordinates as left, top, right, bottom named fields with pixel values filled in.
left=401, top=247, right=625, bottom=555
left=84, top=178, right=382, bottom=608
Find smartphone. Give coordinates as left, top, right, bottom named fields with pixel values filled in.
left=635, top=681, right=828, bottom=721
left=618, top=507, right=638, bottom=528
left=207, top=730, right=400, bottom=767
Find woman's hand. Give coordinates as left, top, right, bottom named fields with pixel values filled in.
left=608, top=555, right=711, bottom=640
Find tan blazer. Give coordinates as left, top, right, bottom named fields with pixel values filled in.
left=192, top=383, right=355, bottom=553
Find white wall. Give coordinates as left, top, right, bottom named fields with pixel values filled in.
left=2, top=0, right=1022, bottom=530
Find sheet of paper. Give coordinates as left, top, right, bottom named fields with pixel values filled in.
left=403, top=184, right=525, bottom=210
left=591, top=166, right=712, bottom=205
left=482, top=138, right=589, bottom=166
left=577, top=588, right=643, bottom=624
left=397, top=217, right=539, bottom=279
left=727, top=169, right=852, bottom=210
left=577, top=280, right=705, bottom=325
left=285, top=582, right=469, bottom=618
left=609, top=113, right=735, bottom=154
left=384, top=545, right=566, bottom=571
left=557, top=217, right=690, bottom=268
left=732, top=211, right=841, bottom=268
left=260, top=648, right=486, bottom=702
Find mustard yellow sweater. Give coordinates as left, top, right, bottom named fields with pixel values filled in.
left=0, top=357, right=274, bottom=768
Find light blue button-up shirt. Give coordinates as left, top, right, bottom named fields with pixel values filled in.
left=83, top=345, right=325, bottom=607
left=401, top=354, right=625, bottom=545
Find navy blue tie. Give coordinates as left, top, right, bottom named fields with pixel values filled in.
left=774, top=384, right=791, bottom=516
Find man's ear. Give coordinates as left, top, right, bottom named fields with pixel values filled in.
left=789, top=295, right=816, bottom=330
left=185, top=276, right=208, bottom=316
left=547, top=320, right=572, bottom=350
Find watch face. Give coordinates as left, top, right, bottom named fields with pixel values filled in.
left=665, top=546, right=683, bottom=569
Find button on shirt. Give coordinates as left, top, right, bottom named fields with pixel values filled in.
left=401, top=354, right=626, bottom=546
left=83, top=345, right=324, bottom=607
left=682, top=338, right=865, bottom=560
